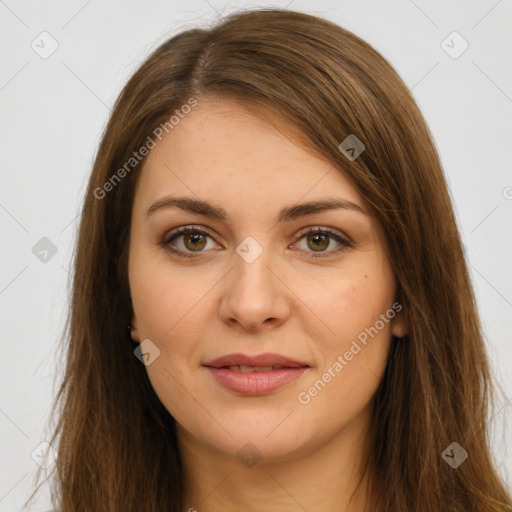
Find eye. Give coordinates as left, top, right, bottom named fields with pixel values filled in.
left=160, top=225, right=219, bottom=258
left=291, top=226, right=352, bottom=258
left=160, top=225, right=352, bottom=258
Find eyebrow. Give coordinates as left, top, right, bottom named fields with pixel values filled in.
left=145, top=195, right=367, bottom=222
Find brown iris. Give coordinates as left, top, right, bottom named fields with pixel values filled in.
left=183, top=232, right=207, bottom=251
left=307, top=233, right=329, bottom=252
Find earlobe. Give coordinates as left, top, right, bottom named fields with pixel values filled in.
left=129, top=317, right=140, bottom=343
left=391, top=310, right=407, bottom=339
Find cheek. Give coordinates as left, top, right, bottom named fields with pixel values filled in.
left=309, top=268, right=394, bottom=350
left=297, top=275, right=394, bottom=424
left=129, top=250, right=209, bottom=342
left=326, top=276, right=394, bottom=375
left=129, top=259, right=210, bottom=424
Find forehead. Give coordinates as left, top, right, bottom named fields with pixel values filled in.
left=134, top=98, right=365, bottom=215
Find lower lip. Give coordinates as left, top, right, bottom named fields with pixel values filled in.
left=204, top=366, right=309, bottom=396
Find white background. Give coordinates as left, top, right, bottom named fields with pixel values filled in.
left=1, top=0, right=511, bottom=510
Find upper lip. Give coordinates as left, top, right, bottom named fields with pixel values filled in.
left=203, top=352, right=310, bottom=368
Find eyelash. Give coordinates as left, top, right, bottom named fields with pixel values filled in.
left=160, top=225, right=353, bottom=259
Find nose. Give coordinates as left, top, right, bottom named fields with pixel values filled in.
left=219, top=242, right=291, bottom=332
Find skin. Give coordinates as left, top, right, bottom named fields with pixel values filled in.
left=128, top=97, right=407, bottom=512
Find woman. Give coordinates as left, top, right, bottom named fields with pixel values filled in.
left=27, top=8, right=512, bottom=512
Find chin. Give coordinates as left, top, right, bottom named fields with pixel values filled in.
left=179, top=409, right=322, bottom=464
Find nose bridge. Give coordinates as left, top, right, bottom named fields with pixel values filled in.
left=219, top=234, right=289, bottom=328
left=232, top=235, right=276, bottom=298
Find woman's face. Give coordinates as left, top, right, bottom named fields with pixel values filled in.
left=128, top=97, right=406, bottom=462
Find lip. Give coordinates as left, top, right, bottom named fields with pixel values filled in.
left=203, top=352, right=309, bottom=368
left=203, top=352, right=310, bottom=396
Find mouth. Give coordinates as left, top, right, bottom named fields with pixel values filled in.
left=203, top=353, right=310, bottom=396
left=223, top=364, right=297, bottom=372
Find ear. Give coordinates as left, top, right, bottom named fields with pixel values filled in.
left=130, top=314, right=141, bottom=343
left=390, top=309, right=407, bottom=338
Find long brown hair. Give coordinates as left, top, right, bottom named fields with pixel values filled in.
left=26, top=8, right=512, bottom=511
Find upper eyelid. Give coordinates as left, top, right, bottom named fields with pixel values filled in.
left=162, top=224, right=351, bottom=247
left=162, top=226, right=353, bottom=261
left=162, top=225, right=217, bottom=243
